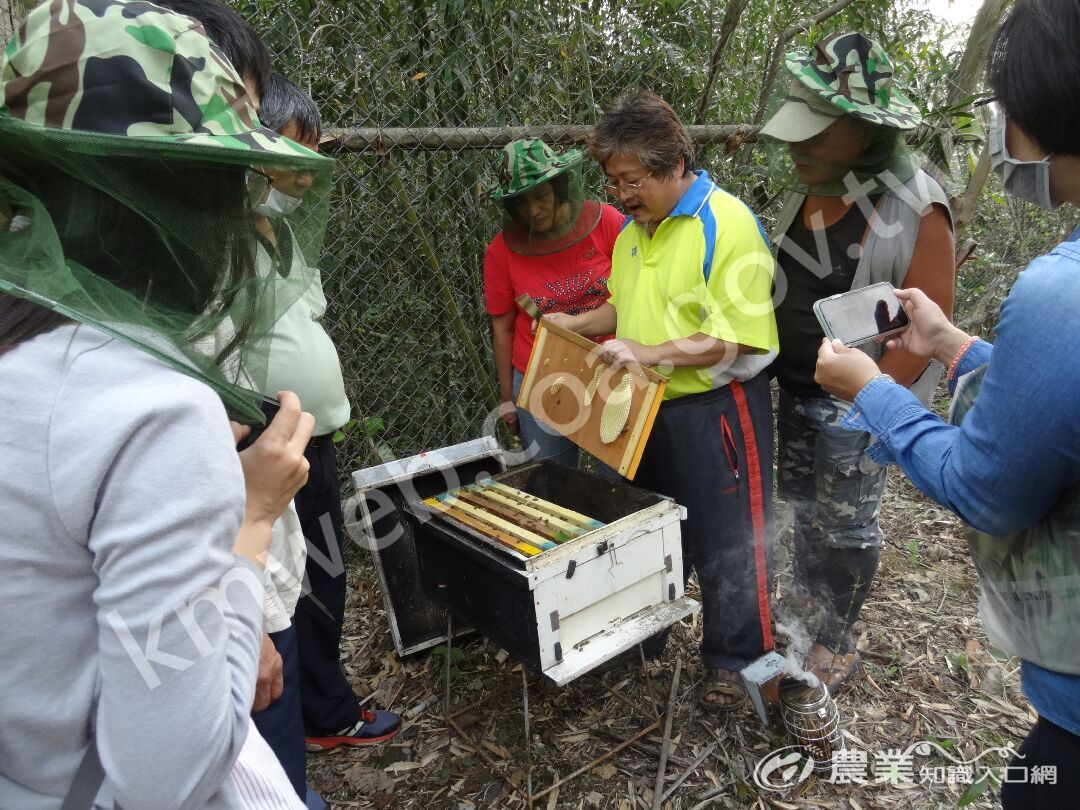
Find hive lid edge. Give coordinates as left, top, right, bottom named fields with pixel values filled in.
left=352, top=436, right=504, bottom=493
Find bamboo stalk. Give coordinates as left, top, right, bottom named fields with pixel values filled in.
left=652, top=658, right=682, bottom=810
left=384, top=166, right=498, bottom=408
left=530, top=719, right=661, bottom=802
left=661, top=741, right=718, bottom=803
left=694, top=0, right=751, bottom=125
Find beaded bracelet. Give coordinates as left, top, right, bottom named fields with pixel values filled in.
left=946, top=336, right=979, bottom=383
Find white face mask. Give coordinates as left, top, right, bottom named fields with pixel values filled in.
left=254, top=186, right=303, bottom=218
left=987, top=107, right=1058, bottom=210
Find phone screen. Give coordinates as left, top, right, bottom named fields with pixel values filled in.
left=815, top=283, right=910, bottom=347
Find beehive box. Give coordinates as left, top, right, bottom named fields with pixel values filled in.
left=347, top=437, right=505, bottom=656
left=407, top=461, right=698, bottom=685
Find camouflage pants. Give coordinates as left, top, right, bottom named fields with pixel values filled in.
left=777, top=389, right=888, bottom=552
left=777, top=389, right=888, bottom=649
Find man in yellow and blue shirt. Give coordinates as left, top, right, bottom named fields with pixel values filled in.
left=549, top=90, right=778, bottom=711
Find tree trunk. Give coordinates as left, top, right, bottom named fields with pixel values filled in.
left=947, top=0, right=1011, bottom=106
left=949, top=0, right=1013, bottom=242
left=694, top=0, right=750, bottom=125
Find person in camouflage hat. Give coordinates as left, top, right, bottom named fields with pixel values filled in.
left=490, top=137, right=583, bottom=201
left=0, top=0, right=334, bottom=422
left=761, top=33, right=956, bottom=694
left=483, top=138, right=623, bottom=466
left=760, top=32, right=923, bottom=195
left=812, top=2, right=1080, bottom=804
left=0, top=2, right=322, bottom=807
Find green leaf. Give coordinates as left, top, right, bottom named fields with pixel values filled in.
left=957, top=772, right=993, bottom=806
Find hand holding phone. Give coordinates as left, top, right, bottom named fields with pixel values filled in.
left=813, top=281, right=910, bottom=347
left=884, top=288, right=970, bottom=364
left=235, top=395, right=282, bottom=451
left=237, top=390, right=314, bottom=526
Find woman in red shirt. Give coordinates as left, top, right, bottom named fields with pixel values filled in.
left=484, top=138, right=623, bottom=466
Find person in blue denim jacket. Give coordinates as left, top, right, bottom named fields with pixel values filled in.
left=814, top=1, right=1080, bottom=806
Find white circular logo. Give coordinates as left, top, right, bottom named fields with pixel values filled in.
left=753, top=746, right=816, bottom=792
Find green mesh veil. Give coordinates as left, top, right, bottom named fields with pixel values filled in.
left=490, top=139, right=601, bottom=256
left=499, top=167, right=601, bottom=256
left=0, top=0, right=334, bottom=424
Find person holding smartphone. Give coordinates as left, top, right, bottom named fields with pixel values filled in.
left=815, top=1, right=1080, bottom=803
left=759, top=33, right=956, bottom=691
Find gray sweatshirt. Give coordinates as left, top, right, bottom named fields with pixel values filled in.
left=0, top=324, right=263, bottom=809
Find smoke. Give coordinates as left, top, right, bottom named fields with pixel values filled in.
left=774, top=611, right=822, bottom=689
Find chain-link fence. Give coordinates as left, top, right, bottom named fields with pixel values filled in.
left=231, top=0, right=923, bottom=480
left=1, top=2, right=17, bottom=44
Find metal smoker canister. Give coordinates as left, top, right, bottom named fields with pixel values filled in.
left=778, top=677, right=844, bottom=771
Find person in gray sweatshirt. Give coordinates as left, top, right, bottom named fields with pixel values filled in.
left=0, top=2, right=333, bottom=807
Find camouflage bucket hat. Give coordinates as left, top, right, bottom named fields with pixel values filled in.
left=776, top=32, right=922, bottom=134
left=490, top=138, right=583, bottom=200
left=0, top=0, right=334, bottom=425
left=0, top=0, right=331, bottom=170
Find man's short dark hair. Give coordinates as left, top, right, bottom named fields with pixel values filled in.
left=588, top=91, right=695, bottom=178
left=260, top=73, right=322, bottom=141
left=154, top=0, right=270, bottom=100
left=987, top=0, right=1080, bottom=156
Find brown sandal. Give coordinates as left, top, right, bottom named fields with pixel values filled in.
left=698, top=667, right=749, bottom=712
left=805, top=643, right=861, bottom=695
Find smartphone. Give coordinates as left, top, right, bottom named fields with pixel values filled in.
left=813, top=282, right=910, bottom=347
left=236, top=395, right=281, bottom=451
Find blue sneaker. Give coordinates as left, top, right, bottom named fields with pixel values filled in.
left=305, top=786, right=326, bottom=810
left=305, top=708, right=402, bottom=751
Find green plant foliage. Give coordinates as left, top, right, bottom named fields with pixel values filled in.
left=432, top=643, right=466, bottom=683
left=957, top=771, right=994, bottom=806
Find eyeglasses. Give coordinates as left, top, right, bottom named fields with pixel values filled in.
left=246, top=167, right=275, bottom=207
left=603, top=172, right=653, bottom=196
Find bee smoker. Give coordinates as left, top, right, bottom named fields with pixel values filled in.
left=778, top=677, right=844, bottom=770
left=740, top=652, right=844, bottom=770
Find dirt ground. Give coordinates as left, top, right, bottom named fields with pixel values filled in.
left=308, top=473, right=1032, bottom=810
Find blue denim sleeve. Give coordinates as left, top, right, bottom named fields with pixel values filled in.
left=946, top=340, right=994, bottom=395
left=841, top=252, right=1080, bottom=535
